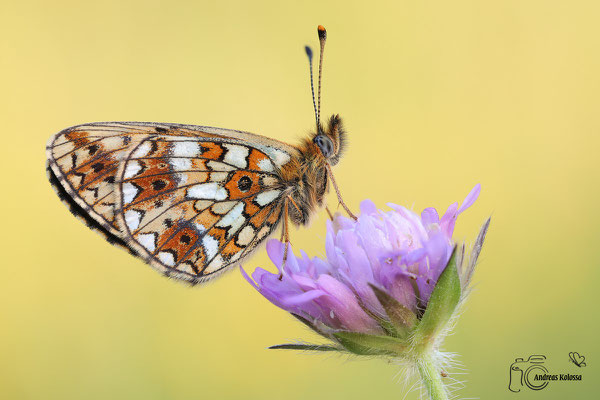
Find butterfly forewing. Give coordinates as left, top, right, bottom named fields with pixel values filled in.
left=47, top=122, right=298, bottom=283
left=46, top=123, right=211, bottom=234
left=47, top=124, right=146, bottom=236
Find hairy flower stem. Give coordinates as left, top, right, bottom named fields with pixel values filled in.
left=416, top=355, right=448, bottom=400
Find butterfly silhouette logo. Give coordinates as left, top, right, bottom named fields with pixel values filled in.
left=569, top=352, right=587, bottom=367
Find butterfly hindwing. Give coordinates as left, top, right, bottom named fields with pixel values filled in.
left=114, top=134, right=291, bottom=283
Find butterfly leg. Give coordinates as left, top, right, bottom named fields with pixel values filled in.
left=278, top=199, right=291, bottom=281
left=325, top=162, right=357, bottom=220
left=325, top=206, right=334, bottom=221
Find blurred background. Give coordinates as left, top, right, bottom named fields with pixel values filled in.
left=1, top=1, right=598, bottom=399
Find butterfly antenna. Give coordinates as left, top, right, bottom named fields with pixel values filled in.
left=305, top=46, right=318, bottom=129
left=317, top=25, right=327, bottom=131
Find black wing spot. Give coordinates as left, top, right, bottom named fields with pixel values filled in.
left=152, top=180, right=167, bottom=191
left=164, top=218, right=173, bottom=228
left=74, top=172, right=86, bottom=186
left=104, top=175, right=115, bottom=183
left=199, top=145, right=209, bottom=154
left=155, top=127, right=168, bottom=133
left=149, top=140, right=159, bottom=156
left=88, top=144, right=99, bottom=155
left=91, top=162, right=104, bottom=173
left=180, top=234, right=191, bottom=244
left=86, top=187, right=99, bottom=199
left=238, top=176, right=252, bottom=192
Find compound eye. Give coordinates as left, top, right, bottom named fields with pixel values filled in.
left=313, top=134, right=334, bottom=158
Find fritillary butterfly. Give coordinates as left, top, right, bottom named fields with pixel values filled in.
left=46, top=26, right=354, bottom=285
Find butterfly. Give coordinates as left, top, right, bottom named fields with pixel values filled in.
left=46, top=25, right=355, bottom=285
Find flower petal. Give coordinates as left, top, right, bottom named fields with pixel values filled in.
left=458, top=183, right=481, bottom=214
left=280, top=289, right=327, bottom=306
left=315, top=275, right=382, bottom=333
left=440, top=202, right=459, bottom=237
left=266, top=239, right=285, bottom=271
left=360, top=199, right=378, bottom=215
left=421, top=207, right=439, bottom=225
left=240, top=265, right=259, bottom=290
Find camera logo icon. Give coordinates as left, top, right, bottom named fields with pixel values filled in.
left=508, top=355, right=549, bottom=392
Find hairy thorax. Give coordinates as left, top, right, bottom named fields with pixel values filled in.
left=278, top=141, right=329, bottom=226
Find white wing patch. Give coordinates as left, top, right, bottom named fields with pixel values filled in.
left=255, top=190, right=281, bottom=206
left=131, top=141, right=153, bottom=158
left=170, top=158, right=191, bottom=171
left=138, top=233, right=157, bottom=252
left=172, top=141, right=201, bottom=157
left=202, top=235, right=219, bottom=260
left=124, top=209, right=143, bottom=231
left=223, top=144, right=249, bottom=168
left=263, top=146, right=291, bottom=167
left=216, top=202, right=246, bottom=237
left=257, top=158, right=274, bottom=172
left=123, top=161, right=143, bottom=179
left=158, top=251, right=175, bottom=266
left=175, top=173, right=188, bottom=184
left=122, top=182, right=140, bottom=204
left=204, top=255, right=225, bottom=274
left=187, top=183, right=228, bottom=200
left=194, top=223, right=207, bottom=233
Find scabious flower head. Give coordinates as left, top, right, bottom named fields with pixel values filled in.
left=242, top=185, right=490, bottom=400
left=244, top=185, right=482, bottom=333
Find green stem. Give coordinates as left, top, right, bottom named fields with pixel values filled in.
left=416, top=355, right=448, bottom=400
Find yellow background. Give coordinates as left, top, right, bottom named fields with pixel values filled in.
left=1, top=1, right=598, bottom=399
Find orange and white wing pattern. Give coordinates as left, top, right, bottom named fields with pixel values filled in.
left=115, top=135, right=291, bottom=283
left=46, top=122, right=148, bottom=238
left=47, top=122, right=299, bottom=284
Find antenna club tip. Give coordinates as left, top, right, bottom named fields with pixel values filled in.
left=304, top=45, right=313, bottom=58
left=317, top=25, right=327, bottom=40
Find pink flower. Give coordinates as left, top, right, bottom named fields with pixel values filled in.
left=242, top=184, right=483, bottom=336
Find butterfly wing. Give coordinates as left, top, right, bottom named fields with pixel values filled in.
left=47, top=122, right=298, bottom=284
left=46, top=122, right=153, bottom=238
left=46, top=122, right=202, bottom=235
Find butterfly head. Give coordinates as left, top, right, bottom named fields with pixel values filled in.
left=306, top=27, right=346, bottom=166
left=313, top=114, right=346, bottom=166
